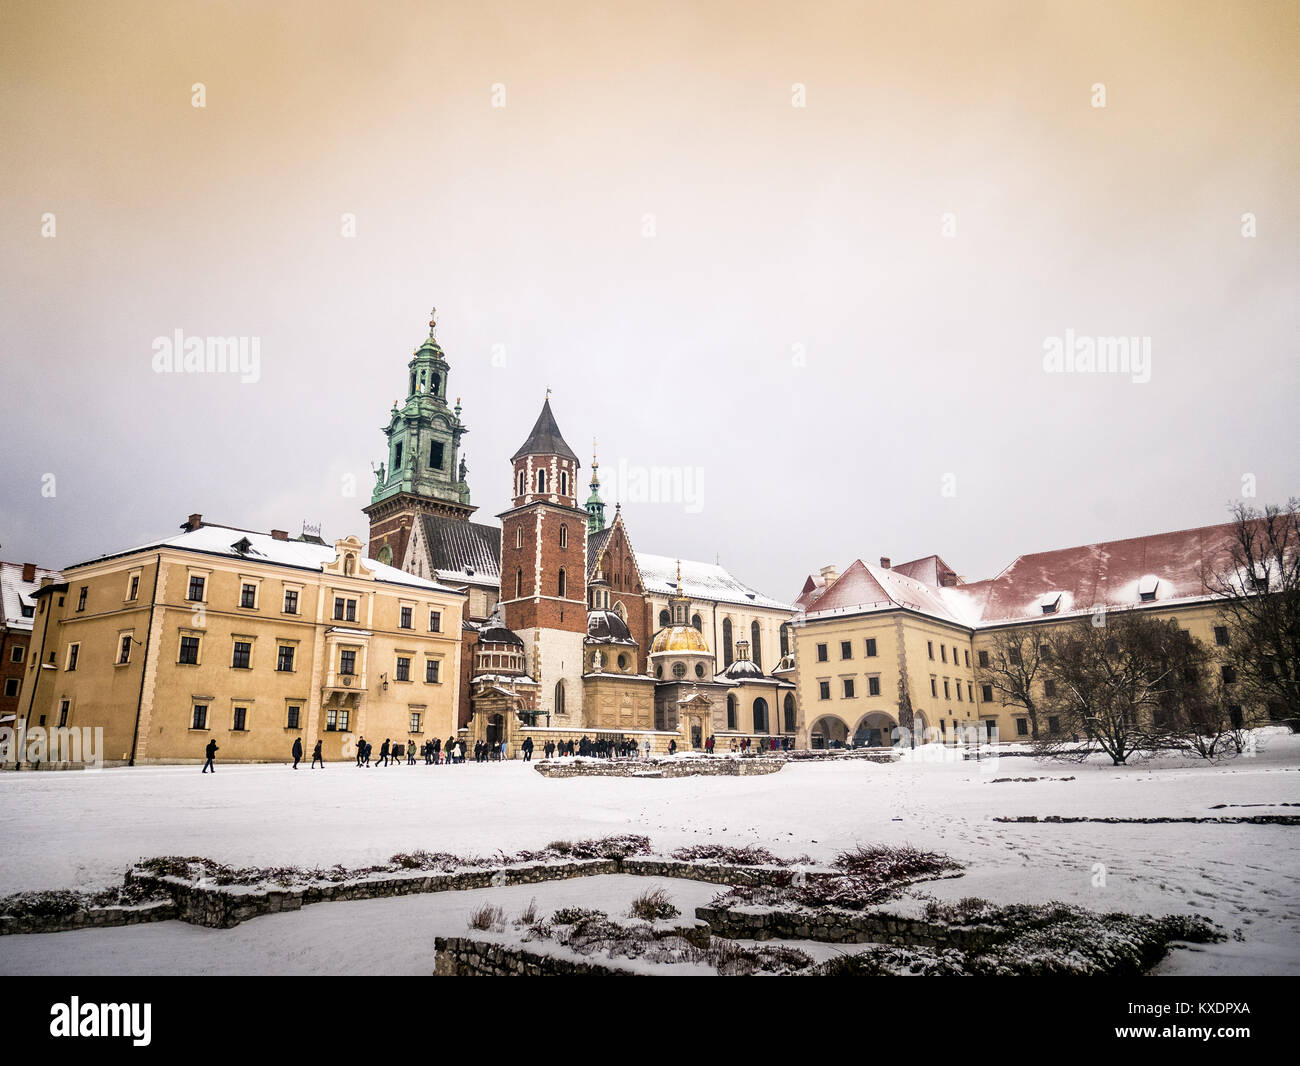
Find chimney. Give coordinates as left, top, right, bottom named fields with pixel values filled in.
left=183, top=513, right=203, bottom=531
left=880, top=556, right=891, bottom=570
left=21, top=563, right=37, bottom=583
left=271, top=529, right=289, bottom=541
left=819, top=564, right=839, bottom=587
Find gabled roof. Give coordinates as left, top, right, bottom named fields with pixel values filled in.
left=62, top=526, right=461, bottom=595
left=0, top=562, right=62, bottom=631
left=416, top=514, right=501, bottom=588
left=890, top=554, right=960, bottom=587
left=637, top=553, right=792, bottom=611
left=586, top=525, right=614, bottom=579
left=511, top=398, right=578, bottom=462
left=800, top=558, right=969, bottom=626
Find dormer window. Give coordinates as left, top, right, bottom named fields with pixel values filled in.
left=1248, top=565, right=1270, bottom=591
left=1040, top=591, right=1063, bottom=615
left=1138, top=575, right=1159, bottom=602
left=231, top=537, right=254, bottom=556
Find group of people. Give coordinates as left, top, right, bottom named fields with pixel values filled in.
left=353, top=736, right=472, bottom=766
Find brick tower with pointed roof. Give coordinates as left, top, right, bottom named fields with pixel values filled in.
left=499, top=395, right=589, bottom=723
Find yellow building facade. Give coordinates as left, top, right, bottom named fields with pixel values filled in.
left=14, top=520, right=465, bottom=766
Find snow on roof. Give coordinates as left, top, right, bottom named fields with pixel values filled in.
left=0, top=562, right=62, bottom=631
left=64, top=526, right=463, bottom=595
left=800, top=559, right=969, bottom=627
left=418, top=515, right=501, bottom=588
left=636, top=552, right=792, bottom=611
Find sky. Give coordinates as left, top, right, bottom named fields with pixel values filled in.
left=1, top=0, right=1297, bottom=601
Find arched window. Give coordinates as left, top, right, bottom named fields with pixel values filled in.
left=753, top=697, right=769, bottom=733
left=726, top=694, right=736, bottom=730
left=555, top=680, right=566, bottom=715
left=722, top=618, right=734, bottom=667
left=559, top=524, right=568, bottom=549
left=515, top=526, right=523, bottom=549
left=515, top=568, right=523, bottom=598
left=779, top=623, right=790, bottom=659
left=691, top=613, right=702, bottom=631
left=783, top=693, right=796, bottom=732
left=612, top=600, right=626, bottom=620
left=751, top=621, right=762, bottom=670
left=560, top=471, right=569, bottom=496
left=537, top=469, right=548, bottom=493
left=517, top=470, right=525, bottom=497
left=659, top=609, right=670, bottom=627
left=558, top=567, right=567, bottom=598
left=431, top=373, right=440, bottom=395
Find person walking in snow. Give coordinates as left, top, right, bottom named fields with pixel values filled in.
left=202, top=738, right=218, bottom=773
left=668, top=738, right=677, bottom=756
left=522, top=736, right=533, bottom=762
left=291, top=736, right=303, bottom=769
left=312, top=739, right=324, bottom=769
left=356, top=736, right=366, bottom=767
left=375, top=738, right=390, bottom=767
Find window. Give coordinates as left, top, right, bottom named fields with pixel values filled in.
left=410, top=711, right=422, bottom=734
left=941, top=645, right=947, bottom=663
left=345, top=599, right=357, bottom=622
left=232, top=641, right=252, bottom=669
left=816, top=643, right=828, bottom=662
left=673, top=662, right=687, bottom=680
left=326, top=708, right=349, bottom=732
left=179, top=635, right=201, bottom=664
left=692, top=614, right=702, bottom=631
left=1016, top=718, right=1029, bottom=736
left=128, top=574, right=140, bottom=601
left=978, top=650, right=989, bottom=668
left=396, top=656, right=411, bottom=682
left=865, top=638, right=877, bottom=657
left=930, top=678, right=938, bottom=698
left=559, top=524, right=568, bottom=549
left=118, top=634, right=132, bottom=665
left=554, top=680, right=566, bottom=715
left=286, top=705, right=301, bottom=730
left=956, top=683, right=962, bottom=701
left=517, top=471, right=525, bottom=497
left=783, top=693, right=796, bottom=732
left=967, top=683, right=973, bottom=702
left=843, top=678, right=855, bottom=698
left=943, top=680, right=950, bottom=699
left=187, top=575, right=205, bottom=601
left=430, top=441, right=444, bottom=469
left=58, top=699, right=70, bottom=727
left=1044, top=680, right=1057, bottom=698
left=3, top=679, right=18, bottom=698
left=560, top=471, right=569, bottom=496
left=283, top=589, right=299, bottom=614
left=10, top=646, right=22, bottom=663
left=340, top=649, right=356, bottom=675
left=1213, top=626, right=1229, bottom=647
left=927, top=641, right=934, bottom=660
left=425, top=659, right=439, bottom=683
left=963, top=650, right=970, bottom=668
left=400, top=606, right=413, bottom=629
left=1048, top=716, right=1061, bottom=735
left=981, top=684, right=994, bottom=702
left=727, top=694, right=737, bottom=729
left=558, top=568, right=567, bottom=598
left=334, top=597, right=345, bottom=620
left=276, top=645, right=295, bottom=672
left=192, top=705, right=208, bottom=730
left=515, top=569, right=523, bottom=598
left=868, top=676, right=880, bottom=696
left=240, top=583, right=257, bottom=608
left=840, top=641, right=852, bottom=660
left=515, top=526, right=523, bottom=549
left=752, top=698, right=769, bottom=733
left=537, top=469, right=548, bottom=493
left=818, top=680, right=830, bottom=700
left=1039, top=644, right=1051, bottom=661
left=1008, top=647, right=1022, bottom=665
left=77, top=586, right=87, bottom=611
left=751, top=622, right=762, bottom=669
left=232, top=707, right=248, bottom=731
left=722, top=619, right=734, bottom=666
left=394, top=441, right=403, bottom=468
left=66, top=644, right=80, bottom=671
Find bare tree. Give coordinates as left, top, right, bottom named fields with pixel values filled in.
left=1034, top=613, right=1208, bottom=765
left=976, top=629, right=1049, bottom=739
left=1202, top=500, right=1300, bottom=730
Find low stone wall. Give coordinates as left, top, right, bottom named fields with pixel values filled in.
left=433, top=936, right=635, bottom=976
left=534, top=756, right=785, bottom=779
left=126, top=859, right=619, bottom=930
left=621, top=858, right=834, bottom=887
left=785, top=749, right=899, bottom=764
left=695, top=904, right=999, bottom=949
left=0, top=900, right=177, bottom=936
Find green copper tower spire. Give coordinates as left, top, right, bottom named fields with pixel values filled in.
left=585, top=438, right=606, bottom=533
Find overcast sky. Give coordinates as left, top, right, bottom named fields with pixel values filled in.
left=2, top=0, right=1296, bottom=601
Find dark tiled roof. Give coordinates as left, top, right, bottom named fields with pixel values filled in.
left=511, top=398, right=578, bottom=462
left=418, top=514, right=501, bottom=584
left=586, top=525, right=614, bottom=579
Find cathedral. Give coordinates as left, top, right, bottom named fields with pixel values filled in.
left=365, top=311, right=798, bottom=754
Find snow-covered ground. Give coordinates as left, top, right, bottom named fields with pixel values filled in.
left=1, top=732, right=1297, bottom=975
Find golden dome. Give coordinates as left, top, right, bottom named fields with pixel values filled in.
left=650, top=625, right=710, bottom=655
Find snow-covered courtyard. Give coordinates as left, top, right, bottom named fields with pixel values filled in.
left=1, top=734, right=1297, bottom=975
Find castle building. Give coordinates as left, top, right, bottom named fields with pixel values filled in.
left=10, top=517, right=465, bottom=766
left=0, top=561, right=61, bottom=731
left=792, top=522, right=1273, bottom=749
left=375, top=311, right=797, bottom=753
